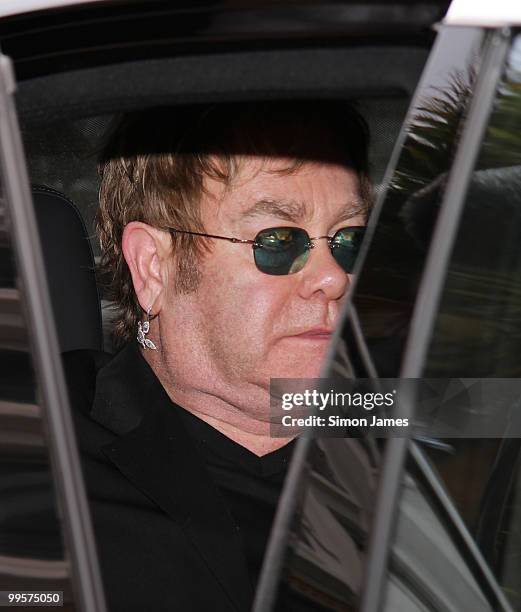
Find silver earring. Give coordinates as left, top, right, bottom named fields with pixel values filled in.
left=137, top=307, right=157, bottom=350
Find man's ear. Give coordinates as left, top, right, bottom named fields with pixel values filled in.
left=122, top=221, right=171, bottom=313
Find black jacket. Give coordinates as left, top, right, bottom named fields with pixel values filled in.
left=64, top=343, right=254, bottom=612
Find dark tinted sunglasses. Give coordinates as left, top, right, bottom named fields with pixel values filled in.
left=162, top=225, right=366, bottom=276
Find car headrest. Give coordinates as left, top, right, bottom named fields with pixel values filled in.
left=33, top=185, right=103, bottom=353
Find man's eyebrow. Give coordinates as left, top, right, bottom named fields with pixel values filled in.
left=334, top=199, right=367, bottom=223
left=239, top=199, right=308, bottom=223
left=239, top=197, right=367, bottom=224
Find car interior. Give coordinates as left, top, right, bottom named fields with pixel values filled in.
left=16, top=50, right=429, bottom=354
left=0, top=2, right=456, bottom=610
left=4, top=5, right=521, bottom=611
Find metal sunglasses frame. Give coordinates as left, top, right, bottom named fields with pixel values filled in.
left=160, top=225, right=366, bottom=251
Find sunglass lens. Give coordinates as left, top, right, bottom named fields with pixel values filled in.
left=253, top=227, right=310, bottom=275
left=331, top=227, right=366, bottom=273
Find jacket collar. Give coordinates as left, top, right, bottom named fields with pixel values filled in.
left=91, top=343, right=253, bottom=612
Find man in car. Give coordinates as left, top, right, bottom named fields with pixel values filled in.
left=70, top=101, right=370, bottom=611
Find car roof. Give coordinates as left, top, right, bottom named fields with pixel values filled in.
left=444, top=0, right=521, bottom=25
left=0, top=0, right=106, bottom=18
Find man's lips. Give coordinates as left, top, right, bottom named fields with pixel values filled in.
left=290, top=328, right=334, bottom=340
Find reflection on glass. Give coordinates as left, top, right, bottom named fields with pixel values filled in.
left=268, top=441, right=494, bottom=611
left=0, top=192, right=77, bottom=608
left=271, top=438, right=380, bottom=610
left=383, top=458, right=493, bottom=612
left=497, top=457, right=521, bottom=609
left=425, top=31, right=521, bottom=378
left=336, top=26, right=486, bottom=378
left=404, top=29, right=521, bottom=610
left=322, top=24, right=508, bottom=612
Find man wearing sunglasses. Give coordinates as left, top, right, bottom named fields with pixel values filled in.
left=70, top=101, right=370, bottom=611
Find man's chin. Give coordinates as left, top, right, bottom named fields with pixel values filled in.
left=271, top=347, right=329, bottom=379
left=266, top=362, right=325, bottom=381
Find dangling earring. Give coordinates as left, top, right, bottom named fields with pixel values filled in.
left=137, top=307, right=157, bottom=350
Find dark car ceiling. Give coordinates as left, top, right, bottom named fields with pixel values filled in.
left=0, top=1, right=450, bottom=81
left=0, top=0, right=450, bottom=125
left=16, top=46, right=428, bottom=123
left=5, top=0, right=449, bottom=252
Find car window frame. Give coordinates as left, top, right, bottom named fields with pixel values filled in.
left=254, top=23, right=517, bottom=612
left=362, top=26, right=513, bottom=612
left=0, top=52, right=107, bottom=612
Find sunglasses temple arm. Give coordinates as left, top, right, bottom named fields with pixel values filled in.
left=163, top=227, right=256, bottom=244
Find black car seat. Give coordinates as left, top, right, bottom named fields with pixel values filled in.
left=32, top=185, right=103, bottom=353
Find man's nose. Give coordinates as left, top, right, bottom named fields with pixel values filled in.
left=297, top=240, right=351, bottom=300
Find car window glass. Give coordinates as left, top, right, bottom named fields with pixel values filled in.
left=423, top=30, right=521, bottom=378
left=263, top=437, right=497, bottom=612
left=418, top=29, right=521, bottom=609
left=382, top=450, right=496, bottom=612
left=334, top=26, right=486, bottom=378
left=266, top=438, right=379, bottom=610
left=0, top=190, right=77, bottom=609
left=260, top=25, right=491, bottom=612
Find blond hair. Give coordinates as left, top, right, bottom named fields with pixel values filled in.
left=97, top=101, right=371, bottom=347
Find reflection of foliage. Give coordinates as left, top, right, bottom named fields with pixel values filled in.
left=481, top=79, right=521, bottom=167
left=393, top=52, right=521, bottom=195
left=391, top=71, right=473, bottom=194
left=423, top=44, right=521, bottom=379
left=389, top=41, right=521, bottom=379
left=363, top=40, right=521, bottom=381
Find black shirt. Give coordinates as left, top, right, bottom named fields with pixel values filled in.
left=178, top=408, right=295, bottom=589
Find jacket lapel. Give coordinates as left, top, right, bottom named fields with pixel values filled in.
left=90, top=344, right=253, bottom=612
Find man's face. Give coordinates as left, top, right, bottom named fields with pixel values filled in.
left=157, top=156, right=365, bottom=413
